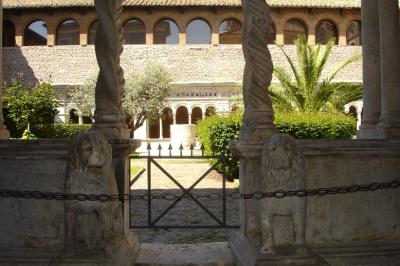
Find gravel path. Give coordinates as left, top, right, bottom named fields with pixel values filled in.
left=129, top=158, right=240, bottom=244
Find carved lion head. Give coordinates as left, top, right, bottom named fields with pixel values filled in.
left=261, top=134, right=304, bottom=188
left=69, top=131, right=112, bottom=177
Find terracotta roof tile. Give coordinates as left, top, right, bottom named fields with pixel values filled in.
left=3, top=0, right=363, bottom=9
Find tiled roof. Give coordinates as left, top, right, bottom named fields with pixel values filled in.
left=3, top=0, right=363, bottom=9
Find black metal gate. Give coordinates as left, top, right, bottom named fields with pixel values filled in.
left=129, top=144, right=239, bottom=229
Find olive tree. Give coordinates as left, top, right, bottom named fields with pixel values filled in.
left=123, top=64, right=172, bottom=135
left=70, top=64, right=172, bottom=136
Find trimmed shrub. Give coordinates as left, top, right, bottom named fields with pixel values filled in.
left=196, top=112, right=356, bottom=179
left=31, top=124, right=92, bottom=138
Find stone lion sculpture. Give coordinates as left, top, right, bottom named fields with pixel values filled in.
left=260, top=134, right=306, bottom=255
left=64, top=131, right=138, bottom=265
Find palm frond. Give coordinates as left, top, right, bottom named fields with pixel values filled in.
left=325, top=54, right=361, bottom=84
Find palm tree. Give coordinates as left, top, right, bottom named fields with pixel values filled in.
left=270, top=35, right=362, bottom=113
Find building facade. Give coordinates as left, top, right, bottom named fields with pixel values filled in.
left=2, top=0, right=363, bottom=141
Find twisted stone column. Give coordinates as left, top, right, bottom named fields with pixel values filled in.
left=240, top=0, right=277, bottom=142
left=0, top=0, right=10, bottom=139
left=93, top=0, right=129, bottom=139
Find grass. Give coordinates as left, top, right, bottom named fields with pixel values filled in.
left=130, top=165, right=144, bottom=176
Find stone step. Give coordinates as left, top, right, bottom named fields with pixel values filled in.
left=135, top=242, right=235, bottom=266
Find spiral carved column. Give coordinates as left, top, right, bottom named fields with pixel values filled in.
left=240, top=0, right=277, bottom=142
left=93, top=0, right=129, bottom=139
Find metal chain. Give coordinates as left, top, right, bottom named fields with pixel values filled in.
left=1, top=180, right=399, bottom=202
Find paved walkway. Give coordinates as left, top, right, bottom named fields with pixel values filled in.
left=130, top=158, right=240, bottom=244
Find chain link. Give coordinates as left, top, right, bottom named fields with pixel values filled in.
left=1, top=180, right=399, bottom=202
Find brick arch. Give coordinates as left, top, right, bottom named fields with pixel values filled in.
left=315, top=18, right=339, bottom=44
left=283, top=17, right=309, bottom=44
left=153, top=18, right=180, bottom=44
left=23, top=19, right=48, bottom=46
left=3, top=20, right=16, bottom=46
left=152, top=17, right=181, bottom=32
left=185, top=17, right=212, bottom=44
left=218, top=17, right=242, bottom=44
left=55, top=19, right=80, bottom=45
left=123, top=17, right=146, bottom=44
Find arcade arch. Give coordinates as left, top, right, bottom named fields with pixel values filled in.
left=3, top=20, right=16, bottom=46
left=186, top=19, right=211, bottom=44
left=284, top=18, right=307, bottom=44
left=123, top=19, right=146, bottom=44
left=316, top=20, right=338, bottom=44
left=56, top=19, right=80, bottom=45
left=154, top=19, right=179, bottom=44
left=219, top=18, right=242, bottom=44
left=24, top=20, right=47, bottom=46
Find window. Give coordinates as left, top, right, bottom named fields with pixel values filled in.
left=154, top=19, right=179, bottom=44
left=186, top=19, right=211, bottom=44
left=219, top=19, right=241, bottom=44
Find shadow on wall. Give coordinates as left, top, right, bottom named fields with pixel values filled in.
left=2, top=46, right=38, bottom=87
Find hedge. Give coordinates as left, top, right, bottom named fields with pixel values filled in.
left=31, top=124, right=92, bottom=138
left=196, top=111, right=356, bottom=179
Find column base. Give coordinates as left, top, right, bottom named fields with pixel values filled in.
left=357, top=127, right=384, bottom=139
left=229, top=233, right=328, bottom=266
left=376, top=120, right=400, bottom=139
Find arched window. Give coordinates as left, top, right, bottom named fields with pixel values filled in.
left=186, top=19, right=211, bottom=44
left=82, top=116, right=92, bottom=124
left=176, top=106, right=189, bottom=124
left=205, top=106, right=216, bottom=117
left=88, top=20, right=98, bottom=45
left=219, top=19, right=241, bottom=44
left=347, top=21, right=361, bottom=46
left=154, top=19, right=179, bottom=44
left=284, top=19, right=307, bottom=44
left=316, top=20, right=338, bottom=45
left=191, top=107, right=203, bottom=124
left=3, top=20, right=16, bottom=46
left=69, top=109, right=79, bottom=124
left=124, top=19, right=145, bottom=44
left=56, top=19, right=80, bottom=45
left=162, top=108, right=173, bottom=138
left=266, top=24, right=276, bottom=44
left=24, top=20, right=47, bottom=46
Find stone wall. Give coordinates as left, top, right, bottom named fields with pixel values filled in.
left=2, top=45, right=362, bottom=87
left=0, top=139, right=399, bottom=262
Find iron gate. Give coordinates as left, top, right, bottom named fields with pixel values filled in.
left=129, top=144, right=240, bottom=229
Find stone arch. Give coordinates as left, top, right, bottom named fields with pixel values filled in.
left=153, top=19, right=179, bottom=44
left=88, top=20, right=98, bottom=45
left=186, top=18, right=211, bottom=44
left=176, top=106, right=189, bottom=124
left=191, top=106, right=203, bottom=124
left=219, top=18, right=242, bottom=44
left=284, top=18, right=308, bottom=44
left=346, top=20, right=362, bottom=46
left=56, top=19, right=80, bottom=45
left=162, top=107, right=173, bottom=138
left=24, top=20, right=48, bottom=46
left=3, top=20, right=16, bottom=46
left=123, top=18, right=146, bottom=44
left=205, top=106, right=216, bottom=117
left=316, top=19, right=338, bottom=45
